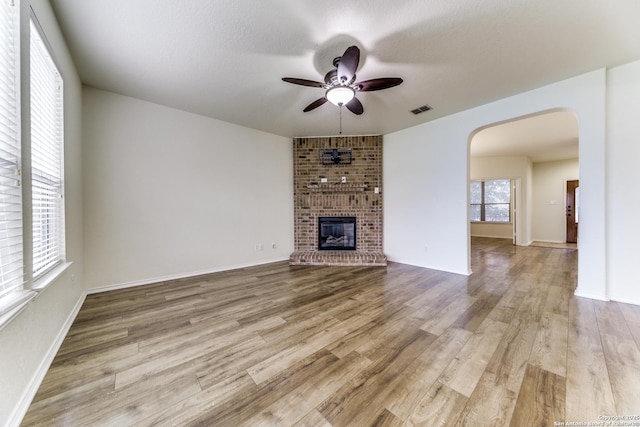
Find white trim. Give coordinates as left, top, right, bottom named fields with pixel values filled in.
left=470, top=222, right=514, bottom=225
left=6, top=291, right=86, bottom=427
left=87, top=257, right=290, bottom=294
left=608, top=294, right=640, bottom=307
left=0, top=262, right=73, bottom=331
left=0, top=291, right=36, bottom=331
left=385, top=257, right=472, bottom=276
left=574, top=290, right=609, bottom=302
left=31, top=262, right=72, bottom=291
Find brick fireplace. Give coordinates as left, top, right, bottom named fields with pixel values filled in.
left=289, top=135, right=387, bottom=266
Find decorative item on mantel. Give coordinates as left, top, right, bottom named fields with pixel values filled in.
left=320, top=148, right=352, bottom=165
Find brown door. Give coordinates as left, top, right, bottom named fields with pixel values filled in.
left=566, top=180, right=579, bottom=243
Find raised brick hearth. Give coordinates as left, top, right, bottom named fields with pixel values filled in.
left=289, top=250, right=387, bottom=266
left=289, top=135, right=386, bottom=266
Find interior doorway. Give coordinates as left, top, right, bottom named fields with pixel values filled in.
left=566, top=180, right=579, bottom=243
left=469, top=109, right=579, bottom=248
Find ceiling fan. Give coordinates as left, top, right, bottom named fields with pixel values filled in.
left=282, top=45, right=403, bottom=115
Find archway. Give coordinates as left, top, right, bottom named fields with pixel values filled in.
left=468, top=109, right=579, bottom=258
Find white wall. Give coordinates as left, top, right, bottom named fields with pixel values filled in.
left=385, top=69, right=607, bottom=301
left=383, top=113, right=470, bottom=274
left=470, top=221, right=513, bottom=240
left=0, top=1, right=84, bottom=426
left=531, top=159, right=579, bottom=243
left=82, top=87, right=293, bottom=291
left=606, top=60, right=640, bottom=305
left=469, top=155, right=532, bottom=242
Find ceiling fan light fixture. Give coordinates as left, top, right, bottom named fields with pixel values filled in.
left=283, top=45, right=403, bottom=114
left=326, top=86, right=355, bottom=106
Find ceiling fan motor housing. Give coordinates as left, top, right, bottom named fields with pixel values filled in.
left=324, top=69, right=338, bottom=85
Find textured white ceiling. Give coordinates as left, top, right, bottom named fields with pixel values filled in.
left=50, top=0, right=640, bottom=141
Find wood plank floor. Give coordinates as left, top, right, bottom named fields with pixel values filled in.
left=22, top=238, right=640, bottom=426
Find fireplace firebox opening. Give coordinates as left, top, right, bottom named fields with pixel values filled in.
left=318, top=217, right=356, bottom=251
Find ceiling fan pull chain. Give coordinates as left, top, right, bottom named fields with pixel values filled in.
left=339, top=105, right=343, bottom=135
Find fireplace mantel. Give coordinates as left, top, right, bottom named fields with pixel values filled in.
left=307, top=183, right=367, bottom=193
left=290, top=135, right=386, bottom=266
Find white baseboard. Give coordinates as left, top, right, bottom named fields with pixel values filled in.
left=87, top=257, right=290, bottom=294
left=574, top=289, right=610, bottom=302
left=385, top=256, right=472, bottom=276
left=7, top=291, right=87, bottom=427
left=609, top=294, right=640, bottom=306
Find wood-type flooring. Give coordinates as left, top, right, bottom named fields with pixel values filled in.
left=22, top=237, right=640, bottom=426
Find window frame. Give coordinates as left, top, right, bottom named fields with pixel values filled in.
left=470, top=179, right=512, bottom=224
left=0, top=0, right=29, bottom=324
left=29, top=15, right=66, bottom=281
left=0, top=6, right=70, bottom=328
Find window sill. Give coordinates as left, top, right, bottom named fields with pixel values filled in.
left=0, top=290, right=37, bottom=331
left=470, top=221, right=513, bottom=225
left=32, top=261, right=73, bottom=291
left=0, top=261, right=73, bottom=331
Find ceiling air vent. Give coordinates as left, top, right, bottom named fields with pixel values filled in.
left=411, top=105, right=432, bottom=115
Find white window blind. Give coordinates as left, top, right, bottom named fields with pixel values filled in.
left=30, top=18, right=65, bottom=279
left=0, top=0, right=24, bottom=301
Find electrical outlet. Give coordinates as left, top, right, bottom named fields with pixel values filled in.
left=272, top=242, right=277, bottom=249
left=258, top=243, right=264, bottom=251
left=374, top=187, right=380, bottom=194
left=320, top=177, right=328, bottom=183
left=341, top=176, right=347, bottom=183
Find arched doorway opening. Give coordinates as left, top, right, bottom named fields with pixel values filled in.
left=468, top=109, right=579, bottom=253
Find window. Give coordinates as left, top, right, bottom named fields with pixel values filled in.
left=0, top=0, right=25, bottom=314
left=30, top=18, right=65, bottom=279
left=1, top=8, right=67, bottom=324
left=470, top=179, right=511, bottom=222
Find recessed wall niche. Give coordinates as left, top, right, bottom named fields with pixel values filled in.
left=289, top=135, right=386, bottom=266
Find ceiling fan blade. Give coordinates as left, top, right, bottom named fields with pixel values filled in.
left=356, top=77, right=403, bottom=92
left=303, top=97, right=329, bottom=112
left=345, top=97, right=364, bottom=115
left=282, top=77, right=325, bottom=88
left=337, top=46, right=360, bottom=84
